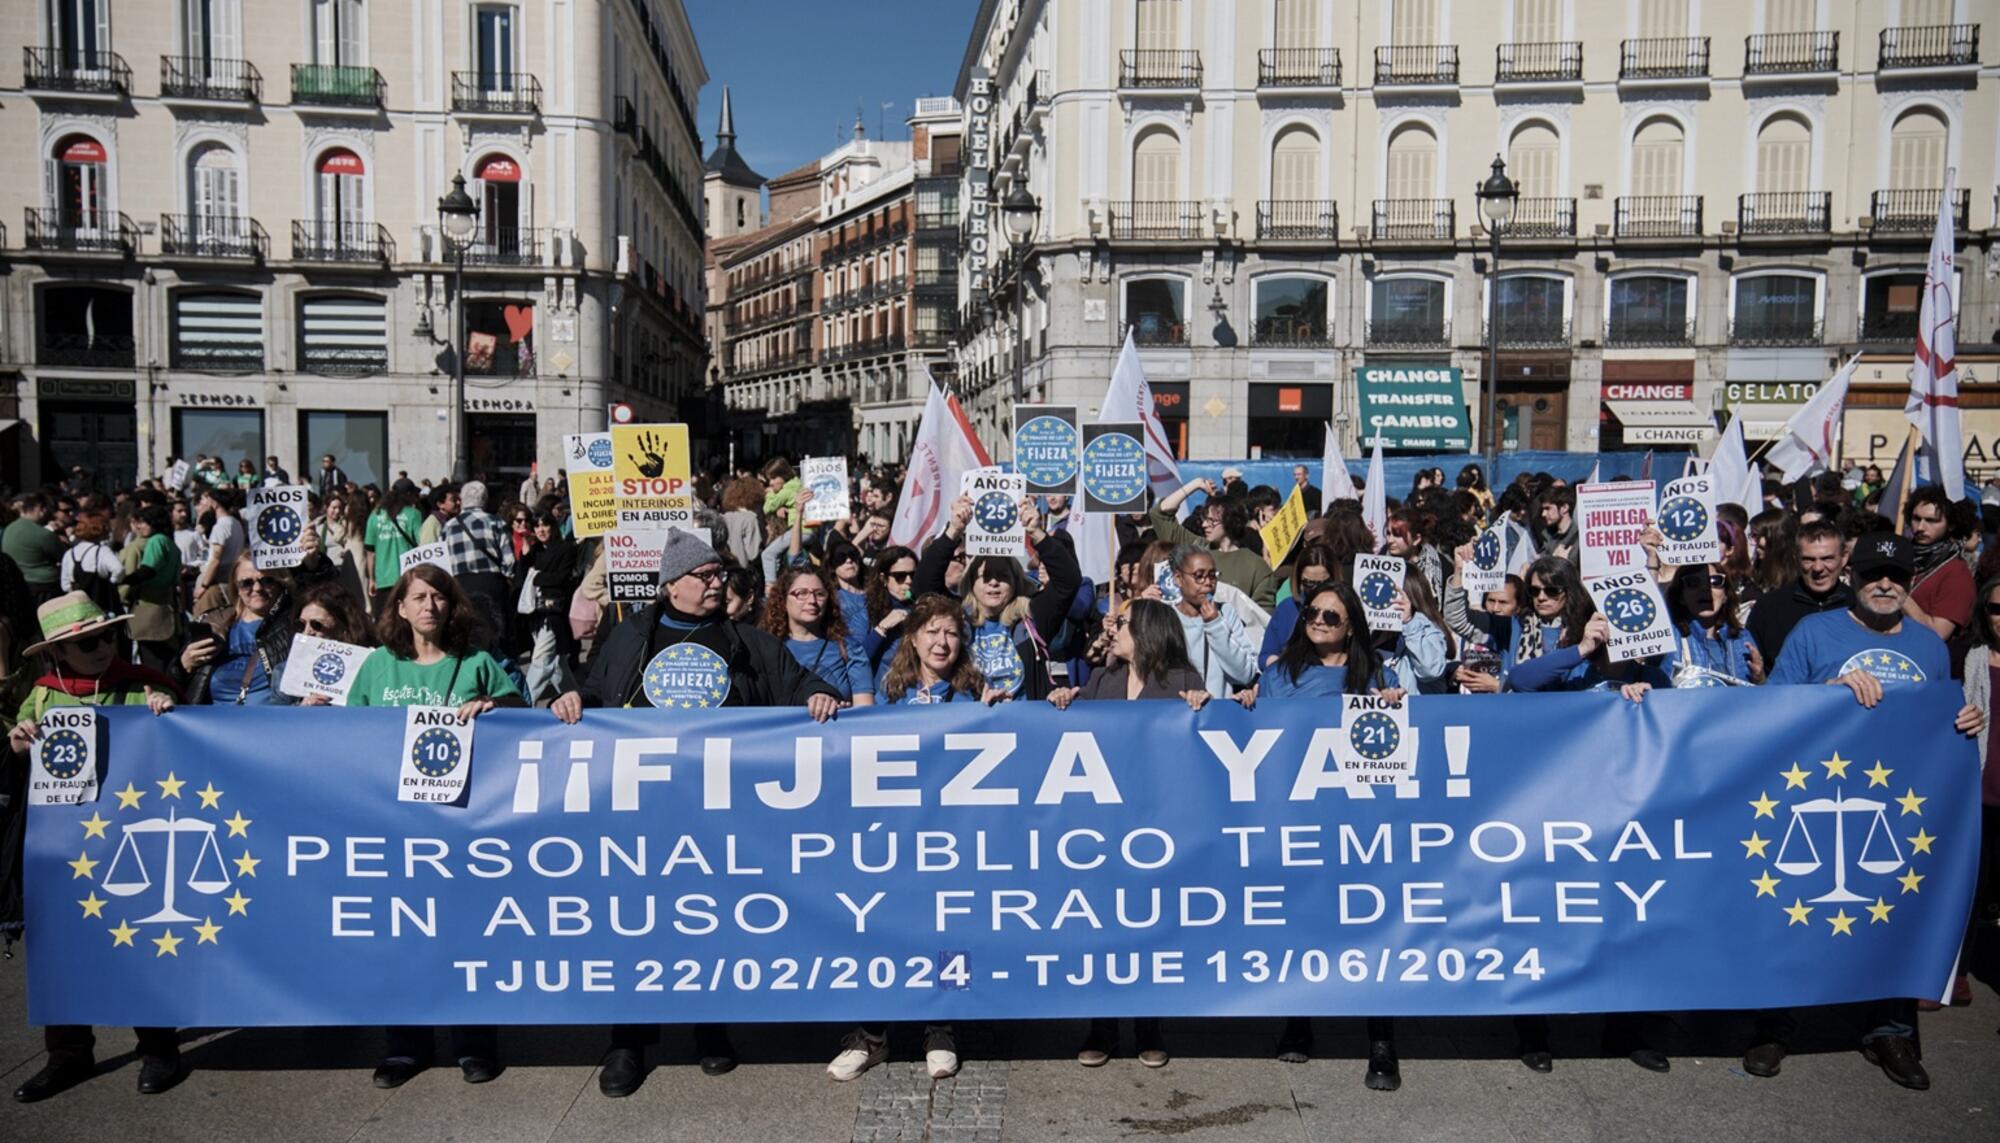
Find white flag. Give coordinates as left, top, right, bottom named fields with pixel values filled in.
left=1066, top=503, right=1118, bottom=589
left=1587, top=459, right=1601, bottom=485
left=1906, top=171, right=1965, bottom=501
left=1323, top=421, right=1357, bottom=501
left=890, top=380, right=991, bottom=547
left=1705, top=415, right=1757, bottom=513
left=1100, top=331, right=1182, bottom=497
left=1361, top=437, right=1387, bottom=551
left=1767, top=354, right=1857, bottom=483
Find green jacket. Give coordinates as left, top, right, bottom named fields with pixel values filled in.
left=1149, top=507, right=1278, bottom=609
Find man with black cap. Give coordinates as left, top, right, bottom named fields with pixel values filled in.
left=550, top=529, right=839, bottom=1097
left=1760, top=531, right=1984, bottom=1091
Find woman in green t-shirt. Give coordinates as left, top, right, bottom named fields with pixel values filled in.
left=362, top=487, right=425, bottom=612
left=322, top=563, right=522, bottom=1086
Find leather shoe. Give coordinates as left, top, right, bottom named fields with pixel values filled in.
left=137, top=1054, right=182, bottom=1095
left=13, top=1056, right=93, bottom=1103
left=1952, top=972, right=1974, bottom=1007
left=372, top=1059, right=424, bottom=1089
left=1520, top=1049, right=1553, bottom=1073
left=1364, top=1040, right=1401, bottom=1092
left=695, top=1027, right=737, bottom=1076
left=1628, top=1048, right=1671, bottom=1073
left=1275, top=1018, right=1313, bottom=1064
left=598, top=1047, right=644, bottom=1098
left=1863, top=1036, right=1929, bottom=1091
left=1742, top=1041, right=1785, bottom=1078
left=459, top=1057, right=499, bottom=1084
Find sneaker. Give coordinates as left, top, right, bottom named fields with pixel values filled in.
left=924, top=1024, right=960, bottom=1079
left=1137, top=1046, right=1170, bottom=1068
left=827, top=1028, right=887, bottom=1082
left=1364, top=1040, right=1401, bottom=1092
left=1076, top=1039, right=1112, bottom=1068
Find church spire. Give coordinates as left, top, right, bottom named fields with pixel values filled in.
left=717, top=86, right=736, bottom=145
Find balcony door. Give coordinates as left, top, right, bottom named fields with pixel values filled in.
left=51, top=0, right=111, bottom=73
left=1386, top=123, right=1436, bottom=200
left=1889, top=109, right=1947, bottom=191
left=1136, top=0, right=1180, bottom=51
left=45, top=136, right=108, bottom=234
left=476, top=5, right=516, bottom=93
left=476, top=154, right=522, bottom=253
left=1515, top=0, right=1560, bottom=41
left=316, top=149, right=366, bottom=245
left=1274, top=0, right=1316, bottom=48
left=1639, top=0, right=1687, bottom=38
left=1755, top=115, right=1810, bottom=194
left=189, top=143, right=242, bottom=243
left=1631, top=118, right=1685, bottom=201
left=1390, top=0, right=1436, bottom=45
left=1508, top=123, right=1559, bottom=199
left=312, top=0, right=363, bottom=66
left=182, top=0, right=239, bottom=68
left=1764, top=0, right=1812, bottom=33
left=1133, top=128, right=1179, bottom=203
left=1271, top=127, right=1319, bottom=202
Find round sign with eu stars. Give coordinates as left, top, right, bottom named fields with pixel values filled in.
left=39, top=727, right=89, bottom=780
left=410, top=727, right=463, bottom=778
left=1741, top=750, right=1938, bottom=940
left=1657, top=495, right=1709, bottom=543
left=255, top=502, right=303, bottom=547
left=973, top=491, right=1018, bottom=537
left=313, top=651, right=349, bottom=687
left=1602, top=586, right=1658, bottom=635
left=29, top=706, right=100, bottom=806
left=642, top=642, right=732, bottom=710
left=587, top=436, right=615, bottom=468
left=1348, top=710, right=1402, bottom=761
left=246, top=484, right=312, bottom=570
left=1353, top=553, right=1408, bottom=634
left=1837, top=649, right=1927, bottom=686
left=397, top=706, right=475, bottom=804
left=68, top=765, right=254, bottom=959
left=1472, top=528, right=1502, bottom=571
left=1014, top=412, right=1079, bottom=492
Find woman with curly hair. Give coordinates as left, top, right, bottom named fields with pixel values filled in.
left=763, top=565, right=872, bottom=704
left=871, top=592, right=998, bottom=706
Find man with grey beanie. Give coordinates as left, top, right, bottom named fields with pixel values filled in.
left=550, top=527, right=839, bottom=1096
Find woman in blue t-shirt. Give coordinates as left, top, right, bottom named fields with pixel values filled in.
left=860, top=544, right=919, bottom=668
left=764, top=566, right=873, bottom=704
left=1648, top=562, right=1762, bottom=690
left=1259, top=581, right=1408, bottom=701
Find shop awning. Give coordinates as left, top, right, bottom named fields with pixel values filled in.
left=1605, top=399, right=1715, bottom=445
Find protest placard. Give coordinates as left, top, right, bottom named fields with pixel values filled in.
left=1012, top=405, right=1080, bottom=497
left=29, top=707, right=97, bottom=806
left=1258, top=486, right=1308, bottom=567
left=1080, top=423, right=1148, bottom=512
left=1656, top=473, right=1722, bottom=566
left=397, top=707, right=473, bottom=805
left=611, top=423, right=694, bottom=529
left=801, top=457, right=851, bottom=524
left=1353, top=553, right=1406, bottom=633
left=1334, top=694, right=1419, bottom=796
left=563, top=432, right=617, bottom=538
left=1576, top=481, right=1655, bottom=580
left=962, top=468, right=1027, bottom=557
left=162, top=460, right=191, bottom=492
left=1587, top=569, right=1676, bottom=662
left=246, top=485, right=311, bottom=570
left=399, top=541, right=451, bottom=576
left=605, top=526, right=670, bottom=605
left=278, top=634, right=369, bottom=704
left=1461, top=522, right=1508, bottom=598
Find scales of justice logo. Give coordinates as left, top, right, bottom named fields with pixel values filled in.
left=70, top=771, right=255, bottom=956
left=1742, top=752, right=1934, bottom=937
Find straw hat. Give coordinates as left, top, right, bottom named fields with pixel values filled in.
left=24, top=591, right=132, bottom=657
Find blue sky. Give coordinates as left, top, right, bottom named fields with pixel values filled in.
left=688, top=0, right=972, bottom=180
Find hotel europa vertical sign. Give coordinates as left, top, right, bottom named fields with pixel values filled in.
left=964, top=66, right=993, bottom=307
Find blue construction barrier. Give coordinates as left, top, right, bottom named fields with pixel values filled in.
left=1175, top=450, right=1693, bottom=499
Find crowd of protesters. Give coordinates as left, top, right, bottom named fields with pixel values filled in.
left=0, top=446, right=1995, bottom=1103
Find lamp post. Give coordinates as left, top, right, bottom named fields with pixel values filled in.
left=1000, top=182, right=1041, bottom=400
left=437, top=173, right=479, bottom=481
left=1475, top=155, right=1518, bottom=474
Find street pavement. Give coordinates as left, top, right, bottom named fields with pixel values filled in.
left=1, top=945, right=1993, bottom=1143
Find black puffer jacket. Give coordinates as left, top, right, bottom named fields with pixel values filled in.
left=576, top=601, right=838, bottom=710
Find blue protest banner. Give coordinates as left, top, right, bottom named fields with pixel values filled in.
left=26, top=685, right=1975, bottom=1027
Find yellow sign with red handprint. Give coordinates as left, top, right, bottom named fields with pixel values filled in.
left=611, top=423, right=694, bottom=526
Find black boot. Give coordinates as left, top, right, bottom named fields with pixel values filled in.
left=1365, top=1040, right=1401, bottom=1092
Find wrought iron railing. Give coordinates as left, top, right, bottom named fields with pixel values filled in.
left=1118, top=50, right=1203, bottom=88
left=1503, top=197, right=1576, bottom=238
left=298, top=344, right=388, bottom=376
left=1374, top=44, right=1459, bottom=84
left=171, top=341, right=263, bottom=371
left=1861, top=311, right=1921, bottom=344
left=1615, top=195, right=1703, bottom=238
left=39, top=331, right=136, bottom=368
left=23, top=46, right=130, bottom=94
left=1131, top=319, right=1189, bottom=347
left=1620, top=36, right=1710, bottom=78
left=1737, top=192, right=1831, bottom=234
left=1729, top=315, right=1824, bottom=347
left=1878, top=23, right=1980, bottom=69
left=1372, top=199, right=1455, bottom=240
left=1483, top=317, right=1571, bottom=348
left=291, top=64, right=382, bottom=107
left=451, top=71, right=543, bottom=115
left=1604, top=317, right=1695, bottom=347
left=290, top=220, right=393, bottom=262
left=160, top=214, right=269, bottom=259
left=614, top=95, right=638, bottom=137
left=1257, top=200, right=1339, bottom=240
left=1366, top=318, right=1451, bottom=348
left=1496, top=42, right=1582, bottom=82
left=24, top=207, right=135, bottom=253
left=1258, top=48, right=1341, bottom=87
left=460, top=227, right=545, bottom=267
left=1253, top=318, right=1335, bottom=347
left=161, top=55, right=261, bottom=100
left=1869, top=188, right=1970, bottom=232
left=1744, top=30, right=1838, bottom=73
left=1109, top=201, right=1204, bottom=241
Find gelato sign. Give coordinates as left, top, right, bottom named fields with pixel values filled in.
left=1354, top=366, right=1471, bottom=450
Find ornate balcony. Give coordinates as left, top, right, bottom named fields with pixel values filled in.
left=1483, top=317, right=1571, bottom=349
left=1366, top=318, right=1451, bottom=349
left=290, top=220, right=393, bottom=263
left=1614, top=195, right=1703, bottom=239
left=1878, top=24, right=1980, bottom=70
left=160, top=55, right=261, bottom=101
left=1729, top=315, right=1824, bottom=347
left=24, top=207, right=135, bottom=254
left=1118, top=50, right=1202, bottom=90
left=451, top=71, right=542, bottom=116
left=292, top=64, right=383, bottom=108
left=1736, top=192, right=1831, bottom=235
left=1109, top=201, right=1204, bottom=241
left=1619, top=37, right=1710, bottom=80
left=1372, top=199, right=1455, bottom=241
left=1258, top=48, right=1341, bottom=88
left=1496, top=42, right=1582, bottom=83
left=460, top=227, right=547, bottom=267
left=160, top=214, right=269, bottom=259
left=23, top=46, right=130, bottom=96
left=1256, top=200, right=1339, bottom=241
left=1374, top=44, right=1458, bottom=86
left=1869, top=188, right=1970, bottom=233
left=1502, top=197, right=1576, bottom=239
left=1744, top=31, right=1838, bottom=75
left=1605, top=317, right=1695, bottom=348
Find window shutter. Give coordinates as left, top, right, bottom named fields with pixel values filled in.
left=1639, top=0, right=1687, bottom=39
left=1631, top=120, right=1684, bottom=197
left=1515, top=0, right=1561, bottom=42
left=1137, top=0, right=1179, bottom=52
left=1755, top=117, right=1810, bottom=194
left=1391, top=0, right=1437, bottom=45
left=1274, top=0, right=1315, bottom=49
left=1764, top=0, right=1812, bottom=34
left=1890, top=112, right=1947, bottom=190
left=1387, top=126, right=1436, bottom=200
left=175, top=291, right=263, bottom=368
left=1508, top=124, right=1560, bottom=198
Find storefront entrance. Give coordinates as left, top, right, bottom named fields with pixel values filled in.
left=468, top=412, right=537, bottom=487
left=37, top=379, right=137, bottom=491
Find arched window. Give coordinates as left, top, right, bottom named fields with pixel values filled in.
left=1386, top=122, right=1436, bottom=199
left=474, top=153, right=522, bottom=251
left=314, top=148, right=366, bottom=245
left=1369, top=275, right=1450, bottom=346
left=46, top=134, right=109, bottom=232
left=1889, top=108, right=1948, bottom=191
left=1630, top=117, right=1685, bottom=197
left=1755, top=114, right=1811, bottom=194
left=1132, top=126, right=1180, bottom=200
left=188, top=142, right=242, bottom=242
left=1124, top=276, right=1188, bottom=346
left=1507, top=122, right=1560, bottom=199
left=1270, top=125, right=1320, bottom=201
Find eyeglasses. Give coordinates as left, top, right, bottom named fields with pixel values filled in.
left=1304, top=606, right=1347, bottom=628
left=788, top=589, right=829, bottom=601
left=1296, top=576, right=1330, bottom=599
left=1864, top=567, right=1914, bottom=587
left=1706, top=574, right=1728, bottom=588
left=886, top=569, right=914, bottom=582
left=1529, top=584, right=1566, bottom=599
left=977, top=568, right=1013, bottom=584
left=237, top=577, right=271, bottom=592
left=684, top=567, right=727, bottom=584
left=1179, top=567, right=1219, bottom=582
left=1984, top=602, right=2000, bottom=617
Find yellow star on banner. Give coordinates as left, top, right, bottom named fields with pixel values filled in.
left=1784, top=898, right=1813, bottom=926
left=1895, top=788, right=1926, bottom=816
left=196, top=782, right=224, bottom=809
left=79, top=812, right=109, bottom=840
left=152, top=930, right=182, bottom=957
left=1821, top=752, right=1851, bottom=780
left=1908, top=829, right=1936, bottom=855
left=1828, top=910, right=1856, bottom=936
left=156, top=772, right=185, bottom=800
left=1752, top=871, right=1781, bottom=898
left=77, top=891, right=105, bottom=918
left=1780, top=763, right=1810, bottom=790
left=1741, top=832, right=1771, bottom=859
left=233, top=851, right=260, bottom=877
left=1868, top=898, right=1894, bottom=924
left=224, top=811, right=251, bottom=838
left=1749, top=792, right=1779, bottom=819
left=108, top=919, right=137, bottom=947
left=1899, top=869, right=1925, bottom=894
left=1863, top=761, right=1893, bottom=788
left=224, top=890, right=251, bottom=916
left=193, top=917, right=222, bottom=945
left=67, top=852, right=98, bottom=879
left=114, top=782, right=144, bottom=810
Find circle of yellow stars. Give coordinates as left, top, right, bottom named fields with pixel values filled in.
left=75, top=771, right=254, bottom=956
left=1742, top=752, right=1931, bottom=937
left=641, top=644, right=730, bottom=710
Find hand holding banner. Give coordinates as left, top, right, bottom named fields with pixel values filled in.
left=246, top=486, right=311, bottom=570
left=962, top=469, right=1027, bottom=557
left=801, top=458, right=851, bottom=524
left=28, top=707, right=98, bottom=806
left=278, top=635, right=369, bottom=704
left=1576, top=481, right=1655, bottom=580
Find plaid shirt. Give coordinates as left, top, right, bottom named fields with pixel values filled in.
left=444, top=507, right=515, bottom=578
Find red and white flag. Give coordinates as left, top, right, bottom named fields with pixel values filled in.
left=1906, top=172, right=1965, bottom=500
left=890, top=380, right=991, bottom=547
left=1766, top=353, right=1858, bottom=483
left=1099, top=330, right=1182, bottom=497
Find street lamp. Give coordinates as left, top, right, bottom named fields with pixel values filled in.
left=1475, top=155, right=1518, bottom=474
left=437, top=172, right=479, bottom=481
left=1001, top=182, right=1041, bottom=399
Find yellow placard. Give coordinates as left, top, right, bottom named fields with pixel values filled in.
left=563, top=432, right=618, bottom=538
left=1259, top=485, right=1309, bottom=567
left=610, top=424, right=693, bottom=511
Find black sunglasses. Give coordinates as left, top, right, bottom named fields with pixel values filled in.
left=69, top=631, right=113, bottom=652
left=1296, top=576, right=1331, bottom=599
left=885, top=569, right=913, bottom=582
left=1529, top=584, right=1565, bottom=598
left=1304, top=606, right=1347, bottom=628
left=1706, top=574, right=1727, bottom=588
